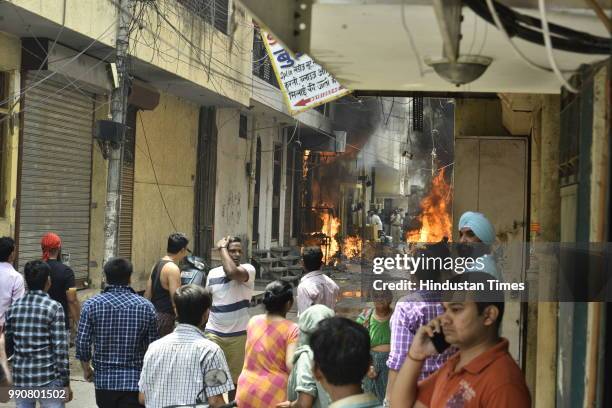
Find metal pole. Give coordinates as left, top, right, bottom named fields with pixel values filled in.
left=103, top=0, right=131, bottom=275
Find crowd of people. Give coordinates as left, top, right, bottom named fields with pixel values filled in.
left=0, top=211, right=531, bottom=408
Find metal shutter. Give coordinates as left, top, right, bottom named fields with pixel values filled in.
left=117, top=159, right=134, bottom=260
left=118, top=107, right=136, bottom=260
left=17, top=74, right=94, bottom=281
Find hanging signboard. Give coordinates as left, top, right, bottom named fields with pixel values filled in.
left=261, top=31, right=351, bottom=115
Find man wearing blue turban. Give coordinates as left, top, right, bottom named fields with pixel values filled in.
left=457, top=211, right=501, bottom=280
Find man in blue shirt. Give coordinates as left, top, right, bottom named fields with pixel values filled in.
left=76, top=258, right=158, bottom=408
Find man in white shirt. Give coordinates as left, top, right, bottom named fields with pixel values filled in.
left=0, top=237, right=25, bottom=386
left=139, top=285, right=234, bottom=408
left=368, top=210, right=383, bottom=238
left=205, top=236, right=256, bottom=401
left=296, top=247, right=339, bottom=316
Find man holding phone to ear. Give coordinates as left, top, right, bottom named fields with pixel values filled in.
left=390, top=273, right=530, bottom=408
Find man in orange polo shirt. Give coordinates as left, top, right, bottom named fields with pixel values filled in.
left=390, top=272, right=531, bottom=407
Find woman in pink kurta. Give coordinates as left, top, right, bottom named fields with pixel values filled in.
left=236, top=281, right=299, bottom=408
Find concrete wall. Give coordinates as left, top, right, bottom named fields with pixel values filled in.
left=10, top=0, right=253, bottom=106
left=130, top=92, right=199, bottom=288
left=455, top=99, right=509, bottom=137
left=253, top=114, right=282, bottom=249
left=0, top=32, right=21, bottom=237
left=212, top=108, right=286, bottom=252
left=214, top=108, right=250, bottom=243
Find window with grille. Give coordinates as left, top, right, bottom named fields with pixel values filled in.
left=177, top=0, right=230, bottom=34
left=0, top=72, right=8, bottom=217
left=252, top=27, right=279, bottom=88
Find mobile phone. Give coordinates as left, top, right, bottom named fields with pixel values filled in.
left=430, top=329, right=451, bottom=353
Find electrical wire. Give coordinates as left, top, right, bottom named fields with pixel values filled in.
left=401, top=0, right=426, bottom=77
left=0, top=49, right=115, bottom=127
left=0, top=20, right=116, bottom=109
left=484, top=0, right=556, bottom=72
left=537, top=0, right=579, bottom=93
left=259, top=121, right=299, bottom=153
left=464, top=0, right=610, bottom=54
left=138, top=110, right=178, bottom=231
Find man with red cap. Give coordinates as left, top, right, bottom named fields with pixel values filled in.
left=41, top=232, right=81, bottom=336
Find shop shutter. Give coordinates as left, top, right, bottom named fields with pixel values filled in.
left=17, top=74, right=94, bottom=282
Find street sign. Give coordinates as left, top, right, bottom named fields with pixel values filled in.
left=261, top=31, right=351, bottom=115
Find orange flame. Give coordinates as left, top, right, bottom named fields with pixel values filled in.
left=320, top=212, right=341, bottom=264
left=406, top=168, right=453, bottom=243
left=302, top=150, right=311, bottom=181
left=342, top=236, right=363, bottom=259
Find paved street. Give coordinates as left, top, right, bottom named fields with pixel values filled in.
left=0, top=265, right=369, bottom=408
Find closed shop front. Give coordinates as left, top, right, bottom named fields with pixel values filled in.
left=17, top=73, right=95, bottom=283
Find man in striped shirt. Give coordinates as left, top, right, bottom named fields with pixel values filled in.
left=205, top=236, right=256, bottom=400
left=139, top=285, right=234, bottom=408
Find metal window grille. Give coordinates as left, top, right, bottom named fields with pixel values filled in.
left=252, top=27, right=279, bottom=88
left=412, top=96, right=423, bottom=131
left=177, top=0, right=230, bottom=34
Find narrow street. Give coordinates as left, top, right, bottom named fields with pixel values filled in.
left=0, top=0, right=610, bottom=407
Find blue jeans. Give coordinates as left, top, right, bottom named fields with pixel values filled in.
left=15, top=379, right=65, bottom=408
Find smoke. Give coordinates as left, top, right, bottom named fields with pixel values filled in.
left=302, top=96, right=454, bottom=232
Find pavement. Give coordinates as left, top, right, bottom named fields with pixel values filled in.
left=0, top=263, right=370, bottom=407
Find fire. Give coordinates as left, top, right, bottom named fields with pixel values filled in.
left=342, top=236, right=363, bottom=259
left=320, top=212, right=341, bottom=264
left=406, top=168, right=452, bottom=243
left=302, top=150, right=311, bottom=180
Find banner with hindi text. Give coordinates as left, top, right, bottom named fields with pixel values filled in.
left=261, top=31, right=351, bottom=115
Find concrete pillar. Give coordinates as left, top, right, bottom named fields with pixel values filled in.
left=584, top=65, right=609, bottom=408
left=278, top=127, right=288, bottom=246
left=535, top=95, right=561, bottom=408
left=524, top=104, right=541, bottom=397
left=246, top=115, right=257, bottom=257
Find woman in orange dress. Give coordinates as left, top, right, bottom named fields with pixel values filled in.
left=236, top=280, right=299, bottom=408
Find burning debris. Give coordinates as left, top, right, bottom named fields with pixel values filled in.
left=342, top=236, right=363, bottom=259
left=295, top=97, right=454, bottom=266
left=406, top=168, right=453, bottom=243
left=319, top=211, right=341, bottom=264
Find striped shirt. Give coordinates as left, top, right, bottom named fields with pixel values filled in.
left=139, top=323, right=234, bottom=408
left=205, top=264, right=256, bottom=337
left=4, top=290, right=69, bottom=387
